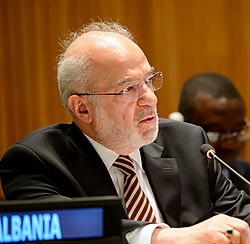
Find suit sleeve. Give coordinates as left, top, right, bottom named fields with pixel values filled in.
left=0, top=143, right=80, bottom=200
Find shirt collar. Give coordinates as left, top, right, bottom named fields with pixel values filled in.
left=84, top=133, right=144, bottom=172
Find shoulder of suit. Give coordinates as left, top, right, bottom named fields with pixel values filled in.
left=17, top=123, right=72, bottom=144
left=159, top=117, right=201, bottom=130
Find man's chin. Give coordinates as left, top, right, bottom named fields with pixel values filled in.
left=141, top=126, right=158, bottom=144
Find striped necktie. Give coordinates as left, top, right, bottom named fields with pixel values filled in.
left=113, top=155, right=156, bottom=222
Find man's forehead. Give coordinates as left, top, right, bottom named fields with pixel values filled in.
left=64, top=31, right=129, bottom=57
left=195, top=93, right=244, bottom=108
left=192, top=95, right=245, bottom=126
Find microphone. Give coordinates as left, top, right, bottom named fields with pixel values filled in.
left=168, top=112, right=184, bottom=121
left=200, top=144, right=250, bottom=186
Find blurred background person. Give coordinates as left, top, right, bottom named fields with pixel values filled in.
left=171, top=72, right=250, bottom=194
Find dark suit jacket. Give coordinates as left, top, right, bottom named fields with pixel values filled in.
left=1, top=119, right=250, bottom=241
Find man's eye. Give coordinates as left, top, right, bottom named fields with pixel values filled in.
left=123, top=85, right=135, bottom=93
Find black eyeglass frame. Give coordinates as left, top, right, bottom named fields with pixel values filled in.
left=206, top=118, right=250, bottom=144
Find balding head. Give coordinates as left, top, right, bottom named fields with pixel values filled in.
left=64, top=31, right=145, bottom=82
left=57, top=21, right=138, bottom=113
left=65, top=31, right=133, bottom=57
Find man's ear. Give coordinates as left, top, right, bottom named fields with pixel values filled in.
left=68, top=95, right=92, bottom=123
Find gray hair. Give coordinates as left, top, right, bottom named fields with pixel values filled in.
left=57, top=20, right=135, bottom=113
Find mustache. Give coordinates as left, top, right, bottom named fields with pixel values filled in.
left=135, top=107, right=157, bottom=121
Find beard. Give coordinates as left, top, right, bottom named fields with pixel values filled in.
left=92, top=103, right=159, bottom=153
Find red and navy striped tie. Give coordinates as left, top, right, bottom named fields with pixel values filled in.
left=113, top=155, right=156, bottom=222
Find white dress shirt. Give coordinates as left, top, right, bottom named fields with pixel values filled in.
left=85, top=134, right=168, bottom=243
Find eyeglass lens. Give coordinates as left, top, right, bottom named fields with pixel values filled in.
left=124, top=72, right=163, bottom=102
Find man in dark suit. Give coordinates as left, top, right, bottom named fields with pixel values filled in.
left=1, top=21, right=250, bottom=243
left=177, top=72, right=250, bottom=194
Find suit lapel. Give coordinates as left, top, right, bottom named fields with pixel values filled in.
left=66, top=153, right=118, bottom=196
left=65, top=123, right=118, bottom=197
left=141, top=143, right=181, bottom=227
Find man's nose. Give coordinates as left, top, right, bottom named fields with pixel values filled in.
left=137, top=85, right=158, bottom=106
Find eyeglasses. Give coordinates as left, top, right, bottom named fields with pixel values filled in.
left=206, top=118, right=250, bottom=145
left=74, top=71, right=163, bottom=103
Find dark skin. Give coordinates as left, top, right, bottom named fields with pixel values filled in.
left=189, top=92, right=246, bottom=166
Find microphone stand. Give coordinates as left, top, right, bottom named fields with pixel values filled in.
left=209, top=151, right=250, bottom=186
